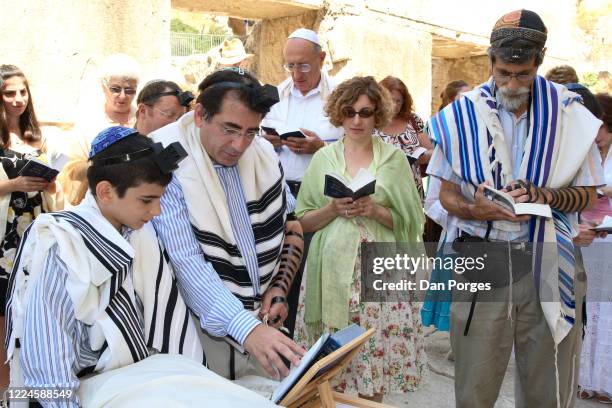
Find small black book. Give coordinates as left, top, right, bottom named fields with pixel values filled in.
left=324, top=169, right=376, bottom=200
left=261, top=126, right=306, bottom=140
left=18, top=158, right=59, bottom=181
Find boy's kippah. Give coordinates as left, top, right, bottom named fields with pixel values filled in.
left=89, top=126, right=139, bottom=159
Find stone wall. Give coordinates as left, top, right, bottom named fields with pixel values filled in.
left=246, top=11, right=322, bottom=85
left=249, top=10, right=433, bottom=117
left=0, top=0, right=172, bottom=125
left=323, top=15, right=433, bottom=117
left=431, top=56, right=490, bottom=113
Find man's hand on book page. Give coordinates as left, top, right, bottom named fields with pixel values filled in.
left=259, top=286, right=288, bottom=329
left=244, top=324, right=306, bottom=378
left=328, top=197, right=357, bottom=219
left=473, top=182, right=529, bottom=222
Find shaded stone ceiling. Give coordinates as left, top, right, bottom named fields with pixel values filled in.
left=171, top=0, right=321, bottom=20
left=432, top=35, right=488, bottom=59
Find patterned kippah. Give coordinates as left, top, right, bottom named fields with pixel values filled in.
left=490, top=9, right=547, bottom=48
left=89, top=126, right=139, bottom=159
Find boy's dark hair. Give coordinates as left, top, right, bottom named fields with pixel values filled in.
left=87, top=134, right=172, bottom=197
left=196, top=69, right=275, bottom=121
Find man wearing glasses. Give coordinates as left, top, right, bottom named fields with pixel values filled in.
left=150, top=69, right=306, bottom=381
left=261, top=28, right=343, bottom=337
left=135, top=79, right=194, bottom=135
left=261, top=28, right=343, bottom=199
left=426, top=10, right=604, bottom=407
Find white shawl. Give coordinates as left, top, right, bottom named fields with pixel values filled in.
left=151, top=112, right=286, bottom=309
left=6, top=193, right=204, bottom=371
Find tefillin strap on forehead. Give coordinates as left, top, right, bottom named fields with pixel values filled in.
left=204, top=77, right=279, bottom=110
left=141, top=89, right=195, bottom=107
left=91, top=142, right=188, bottom=174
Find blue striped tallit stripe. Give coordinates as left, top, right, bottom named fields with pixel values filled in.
left=559, top=288, right=575, bottom=309
left=465, top=98, right=485, bottom=183
left=438, top=111, right=453, bottom=165
left=533, top=77, right=550, bottom=185
left=525, top=79, right=541, bottom=181
left=558, top=269, right=574, bottom=292
left=452, top=100, right=472, bottom=183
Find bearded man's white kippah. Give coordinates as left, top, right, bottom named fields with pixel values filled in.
left=288, top=28, right=321, bottom=46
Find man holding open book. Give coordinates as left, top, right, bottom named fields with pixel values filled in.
left=426, top=9, right=604, bottom=407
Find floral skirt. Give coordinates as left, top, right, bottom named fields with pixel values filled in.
left=294, top=244, right=428, bottom=396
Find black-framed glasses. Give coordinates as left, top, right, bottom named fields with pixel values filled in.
left=283, top=63, right=312, bottom=73
left=342, top=107, right=375, bottom=118
left=107, top=85, right=137, bottom=95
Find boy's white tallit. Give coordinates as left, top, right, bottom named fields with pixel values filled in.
left=78, top=354, right=278, bottom=408
left=6, top=193, right=204, bottom=374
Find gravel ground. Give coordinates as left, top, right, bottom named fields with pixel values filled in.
left=383, top=330, right=597, bottom=407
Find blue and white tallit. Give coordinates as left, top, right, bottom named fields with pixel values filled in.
left=427, top=75, right=602, bottom=343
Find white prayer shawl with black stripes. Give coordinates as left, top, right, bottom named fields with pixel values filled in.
left=427, top=76, right=602, bottom=344
left=5, top=193, right=204, bottom=372
left=151, top=112, right=286, bottom=311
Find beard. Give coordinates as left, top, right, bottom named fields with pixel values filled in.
left=496, top=86, right=530, bottom=112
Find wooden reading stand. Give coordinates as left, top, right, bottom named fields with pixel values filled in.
left=279, top=328, right=395, bottom=408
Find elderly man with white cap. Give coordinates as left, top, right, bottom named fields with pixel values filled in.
left=261, top=28, right=343, bottom=336
left=261, top=28, right=343, bottom=197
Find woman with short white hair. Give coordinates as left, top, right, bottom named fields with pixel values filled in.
left=59, top=54, right=141, bottom=206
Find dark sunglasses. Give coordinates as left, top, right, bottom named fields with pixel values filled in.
left=108, top=85, right=137, bottom=95
left=342, top=107, right=374, bottom=118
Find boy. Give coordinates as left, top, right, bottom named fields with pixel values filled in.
left=4, top=126, right=202, bottom=406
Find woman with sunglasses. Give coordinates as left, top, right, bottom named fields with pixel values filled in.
left=293, top=76, right=426, bottom=401
left=374, top=76, right=433, bottom=201
left=59, top=54, right=140, bottom=206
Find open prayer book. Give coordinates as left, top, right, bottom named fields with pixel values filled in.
left=17, top=156, right=59, bottom=181
left=324, top=168, right=376, bottom=200
left=483, top=185, right=552, bottom=218
left=591, top=215, right=612, bottom=233
left=271, top=324, right=368, bottom=405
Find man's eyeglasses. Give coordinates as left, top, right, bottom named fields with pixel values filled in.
left=152, top=106, right=182, bottom=120
left=216, top=122, right=259, bottom=140
left=283, top=63, right=312, bottom=73
left=493, top=71, right=535, bottom=83
left=107, top=85, right=137, bottom=95
left=342, top=107, right=375, bottom=118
